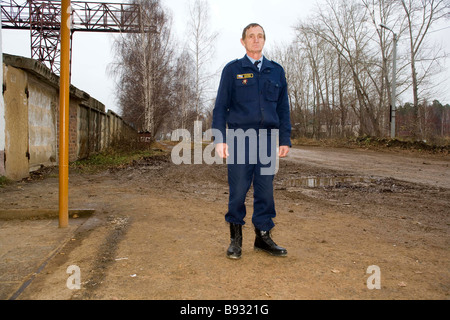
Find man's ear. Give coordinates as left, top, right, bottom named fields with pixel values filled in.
left=240, top=38, right=245, bottom=46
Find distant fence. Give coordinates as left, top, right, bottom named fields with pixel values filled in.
left=1, top=54, right=137, bottom=180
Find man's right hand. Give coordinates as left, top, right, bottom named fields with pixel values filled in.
left=215, top=143, right=229, bottom=159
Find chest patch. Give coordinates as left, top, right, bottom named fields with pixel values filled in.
left=236, top=73, right=254, bottom=79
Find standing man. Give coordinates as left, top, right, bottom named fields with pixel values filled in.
left=212, top=23, right=291, bottom=259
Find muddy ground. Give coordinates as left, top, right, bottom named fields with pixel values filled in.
left=1, top=144, right=449, bottom=300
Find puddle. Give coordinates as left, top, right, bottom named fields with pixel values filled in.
left=282, top=176, right=377, bottom=188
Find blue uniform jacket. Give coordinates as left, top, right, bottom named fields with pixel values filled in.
left=212, top=55, right=292, bottom=147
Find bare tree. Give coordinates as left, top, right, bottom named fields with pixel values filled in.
left=267, top=42, right=312, bottom=137
left=311, top=0, right=386, bottom=136
left=363, top=0, right=401, bottom=135
left=400, top=0, right=448, bottom=138
left=110, top=0, right=175, bottom=140
left=171, top=49, right=197, bottom=130
left=186, top=0, right=218, bottom=120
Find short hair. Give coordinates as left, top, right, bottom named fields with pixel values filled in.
left=242, top=23, right=266, bottom=40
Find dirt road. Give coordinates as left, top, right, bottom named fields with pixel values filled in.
left=288, top=147, right=450, bottom=189
left=1, top=145, right=449, bottom=300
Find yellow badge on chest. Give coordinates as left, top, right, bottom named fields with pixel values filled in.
left=236, top=73, right=254, bottom=79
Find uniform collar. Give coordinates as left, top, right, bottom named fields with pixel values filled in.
left=245, top=54, right=263, bottom=68
left=241, top=55, right=274, bottom=71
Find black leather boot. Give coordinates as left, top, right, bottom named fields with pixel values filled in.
left=227, top=223, right=242, bottom=259
left=254, top=228, right=287, bottom=257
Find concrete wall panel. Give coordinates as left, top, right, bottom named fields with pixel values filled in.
left=3, top=65, right=29, bottom=180
left=27, top=77, right=57, bottom=171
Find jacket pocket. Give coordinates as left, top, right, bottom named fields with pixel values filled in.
left=235, top=78, right=257, bottom=103
left=264, top=80, right=280, bottom=102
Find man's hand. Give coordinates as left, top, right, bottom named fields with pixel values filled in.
left=215, top=143, right=229, bottom=159
left=278, top=145, right=290, bottom=158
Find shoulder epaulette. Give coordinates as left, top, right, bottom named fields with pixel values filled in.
left=227, top=59, right=239, bottom=65
left=271, top=60, right=283, bottom=67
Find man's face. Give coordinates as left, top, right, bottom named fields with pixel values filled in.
left=240, top=26, right=265, bottom=55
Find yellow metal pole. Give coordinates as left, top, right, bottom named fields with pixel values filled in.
left=59, top=0, right=71, bottom=228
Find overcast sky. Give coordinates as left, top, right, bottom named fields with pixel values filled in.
left=2, top=0, right=449, bottom=115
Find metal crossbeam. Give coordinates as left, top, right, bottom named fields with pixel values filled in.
left=1, top=0, right=153, bottom=73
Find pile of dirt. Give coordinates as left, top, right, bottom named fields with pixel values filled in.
left=352, top=135, right=449, bottom=154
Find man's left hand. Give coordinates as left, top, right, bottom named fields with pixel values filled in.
left=279, top=146, right=290, bottom=158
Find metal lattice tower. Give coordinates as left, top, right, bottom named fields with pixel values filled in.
left=1, top=0, right=154, bottom=74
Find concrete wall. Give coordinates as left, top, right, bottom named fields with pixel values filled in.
left=0, top=22, right=5, bottom=177
left=1, top=53, right=137, bottom=180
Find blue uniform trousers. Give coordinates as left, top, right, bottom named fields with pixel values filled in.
left=225, top=130, right=277, bottom=231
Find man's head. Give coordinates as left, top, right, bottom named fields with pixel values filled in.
left=241, top=23, right=266, bottom=58
left=241, top=23, right=266, bottom=41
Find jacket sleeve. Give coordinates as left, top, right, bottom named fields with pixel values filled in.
left=277, top=67, right=292, bottom=147
left=212, top=64, right=232, bottom=144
